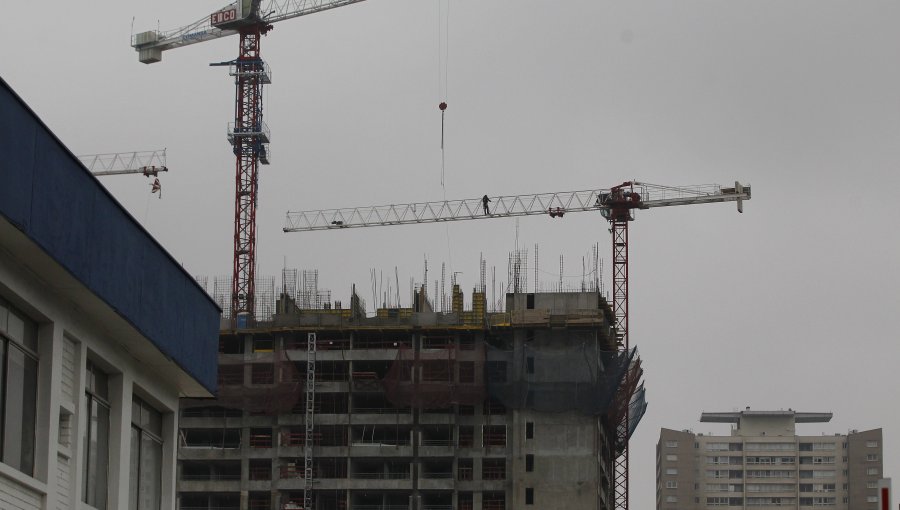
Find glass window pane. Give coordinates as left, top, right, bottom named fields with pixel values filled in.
left=0, top=302, right=8, bottom=332
left=95, top=403, right=109, bottom=510
left=83, top=397, right=109, bottom=509
left=129, top=427, right=140, bottom=510
left=88, top=364, right=109, bottom=400
left=4, top=344, right=37, bottom=475
left=6, top=313, right=24, bottom=347
left=145, top=406, right=162, bottom=437
left=132, top=398, right=142, bottom=426
left=139, top=435, right=162, bottom=510
left=0, top=340, right=5, bottom=447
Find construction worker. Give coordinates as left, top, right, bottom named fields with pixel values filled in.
left=482, top=194, right=491, bottom=215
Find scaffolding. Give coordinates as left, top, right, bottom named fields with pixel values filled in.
left=213, top=276, right=233, bottom=319
left=304, top=332, right=316, bottom=510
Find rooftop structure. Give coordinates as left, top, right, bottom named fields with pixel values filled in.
left=701, top=409, right=833, bottom=424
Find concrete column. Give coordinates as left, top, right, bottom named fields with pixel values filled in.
left=160, top=408, right=178, bottom=510
left=107, top=371, right=134, bottom=510
left=71, top=341, right=88, bottom=508
left=35, top=321, right=62, bottom=508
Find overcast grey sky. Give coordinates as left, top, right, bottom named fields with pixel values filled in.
left=4, top=1, right=900, bottom=506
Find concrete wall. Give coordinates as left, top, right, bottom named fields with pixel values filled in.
left=737, top=415, right=795, bottom=437
left=656, top=428, right=696, bottom=510
left=848, top=428, right=883, bottom=508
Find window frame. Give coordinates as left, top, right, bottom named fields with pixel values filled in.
left=83, top=360, right=111, bottom=510
left=0, top=298, right=39, bottom=476
left=130, top=395, right=164, bottom=510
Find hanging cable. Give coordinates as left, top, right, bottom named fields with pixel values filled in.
left=437, top=0, right=450, bottom=187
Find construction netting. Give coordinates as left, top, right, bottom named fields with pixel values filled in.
left=382, top=332, right=638, bottom=418
left=383, top=344, right=486, bottom=409
left=183, top=348, right=302, bottom=415
left=485, top=338, right=634, bottom=416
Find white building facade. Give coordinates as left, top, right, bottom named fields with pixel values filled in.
left=0, top=77, right=220, bottom=510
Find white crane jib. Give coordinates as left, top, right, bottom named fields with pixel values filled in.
left=283, top=182, right=751, bottom=232
left=132, top=0, right=367, bottom=63
left=78, top=149, right=168, bottom=177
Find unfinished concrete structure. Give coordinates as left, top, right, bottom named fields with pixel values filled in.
left=177, top=285, right=646, bottom=510
left=657, top=409, right=885, bottom=509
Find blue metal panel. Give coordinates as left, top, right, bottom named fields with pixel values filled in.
left=30, top=127, right=98, bottom=283
left=87, top=194, right=145, bottom=321
left=0, top=89, right=36, bottom=230
left=0, top=78, right=219, bottom=393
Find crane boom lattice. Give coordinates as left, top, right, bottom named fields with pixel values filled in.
left=78, top=149, right=168, bottom=177
left=283, top=183, right=750, bottom=232
left=131, top=0, right=367, bottom=63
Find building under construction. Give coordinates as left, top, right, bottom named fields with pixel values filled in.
left=176, top=277, right=647, bottom=510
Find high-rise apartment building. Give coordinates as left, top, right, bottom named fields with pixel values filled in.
left=657, top=409, right=884, bottom=509
left=177, top=287, right=647, bottom=510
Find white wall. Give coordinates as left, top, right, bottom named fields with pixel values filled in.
left=0, top=246, right=182, bottom=510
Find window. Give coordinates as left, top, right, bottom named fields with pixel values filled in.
left=866, top=440, right=879, bottom=448
left=252, top=337, right=273, bottom=352
left=866, top=453, right=879, bottom=461
left=486, top=361, right=507, bottom=383
left=84, top=361, right=110, bottom=509
left=867, top=481, right=877, bottom=489
left=457, top=458, right=473, bottom=481
left=526, top=357, right=534, bottom=374
left=525, top=454, right=534, bottom=472
left=459, top=362, right=475, bottom=383
left=482, top=458, right=506, bottom=480
left=666, top=481, right=677, bottom=489
left=665, top=496, right=678, bottom=503
left=665, top=440, right=678, bottom=448
left=745, top=442, right=796, bottom=451
left=666, top=454, right=678, bottom=461
left=525, top=487, right=534, bottom=505
left=666, top=468, right=678, bottom=475
left=482, top=426, right=506, bottom=447
left=130, top=396, right=163, bottom=510
left=526, top=422, right=534, bottom=439
left=0, top=298, right=38, bottom=475
left=867, top=496, right=879, bottom=503
left=866, top=467, right=879, bottom=475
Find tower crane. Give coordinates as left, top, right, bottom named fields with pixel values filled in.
left=284, top=180, right=751, bottom=510
left=132, top=0, right=368, bottom=325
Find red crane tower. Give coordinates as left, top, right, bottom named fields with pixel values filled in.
left=132, top=0, right=367, bottom=325
left=284, top=180, right=751, bottom=509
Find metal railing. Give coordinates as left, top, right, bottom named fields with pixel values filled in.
left=351, top=471, right=410, bottom=480
left=180, top=473, right=241, bottom=481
